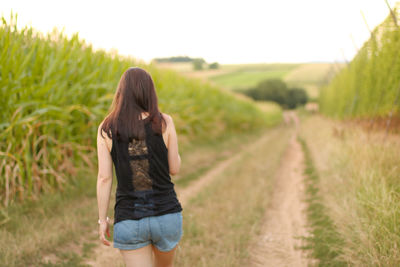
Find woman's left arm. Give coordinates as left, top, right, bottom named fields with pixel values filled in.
left=96, top=122, right=113, bottom=246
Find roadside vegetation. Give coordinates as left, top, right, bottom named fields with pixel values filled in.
left=299, top=115, right=400, bottom=266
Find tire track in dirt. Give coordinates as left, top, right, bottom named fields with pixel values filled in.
left=83, top=127, right=282, bottom=267
left=247, top=112, right=311, bottom=267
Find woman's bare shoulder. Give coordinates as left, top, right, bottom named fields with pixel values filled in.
left=98, top=119, right=108, bottom=136
left=98, top=119, right=112, bottom=151
left=161, top=112, right=172, bottom=129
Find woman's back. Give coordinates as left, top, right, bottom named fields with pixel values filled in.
left=108, top=113, right=182, bottom=224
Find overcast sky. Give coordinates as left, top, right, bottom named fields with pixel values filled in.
left=1, top=0, right=398, bottom=64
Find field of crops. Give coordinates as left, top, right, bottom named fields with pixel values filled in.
left=319, top=5, right=400, bottom=119
left=0, top=14, right=277, bottom=207
left=208, top=63, right=300, bottom=91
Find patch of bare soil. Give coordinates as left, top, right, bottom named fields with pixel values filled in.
left=248, top=113, right=311, bottom=267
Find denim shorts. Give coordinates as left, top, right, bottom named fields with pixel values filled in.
left=113, top=211, right=183, bottom=252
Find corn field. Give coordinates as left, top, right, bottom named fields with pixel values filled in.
left=319, top=3, right=400, bottom=121
left=0, top=13, right=273, bottom=207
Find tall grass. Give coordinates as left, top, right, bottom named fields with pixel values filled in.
left=0, top=12, right=275, bottom=208
left=319, top=4, right=400, bottom=119
left=300, top=115, right=400, bottom=266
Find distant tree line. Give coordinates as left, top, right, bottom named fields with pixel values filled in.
left=152, top=56, right=219, bottom=70
left=153, top=56, right=194, bottom=63
left=243, top=78, right=308, bottom=109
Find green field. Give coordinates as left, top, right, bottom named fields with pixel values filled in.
left=155, top=61, right=340, bottom=100
left=208, top=63, right=299, bottom=90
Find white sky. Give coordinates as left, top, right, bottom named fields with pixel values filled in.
left=1, top=0, right=398, bottom=64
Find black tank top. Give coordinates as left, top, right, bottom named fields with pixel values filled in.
left=110, top=117, right=182, bottom=224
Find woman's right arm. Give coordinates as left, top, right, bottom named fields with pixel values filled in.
left=166, top=114, right=181, bottom=175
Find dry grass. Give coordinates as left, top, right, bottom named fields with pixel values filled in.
left=284, top=63, right=337, bottom=84
left=0, top=169, right=99, bottom=266
left=299, top=114, right=400, bottom=266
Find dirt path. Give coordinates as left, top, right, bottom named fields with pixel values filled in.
left=83, top=128, right=280, bottom=266
left=247, top=113, right=310, bottom=266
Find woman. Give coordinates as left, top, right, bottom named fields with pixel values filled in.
left=96, top=67, right=183, bottom=267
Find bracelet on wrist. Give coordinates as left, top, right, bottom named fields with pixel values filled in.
left=98, top=216, right=110, bottom=224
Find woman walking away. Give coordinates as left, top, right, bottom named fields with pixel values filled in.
left=96, top=67, right=183, bottom=267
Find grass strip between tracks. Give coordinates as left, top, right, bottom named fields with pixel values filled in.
left=297, top=136, right=346, bottom=267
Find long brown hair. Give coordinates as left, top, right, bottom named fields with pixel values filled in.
left=100, top=67, right=166, bottom=142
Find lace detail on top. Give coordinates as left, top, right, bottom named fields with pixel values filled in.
left=110, top=118, right=182, bottom=223
left=128, top=139, right=153, bottom=191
